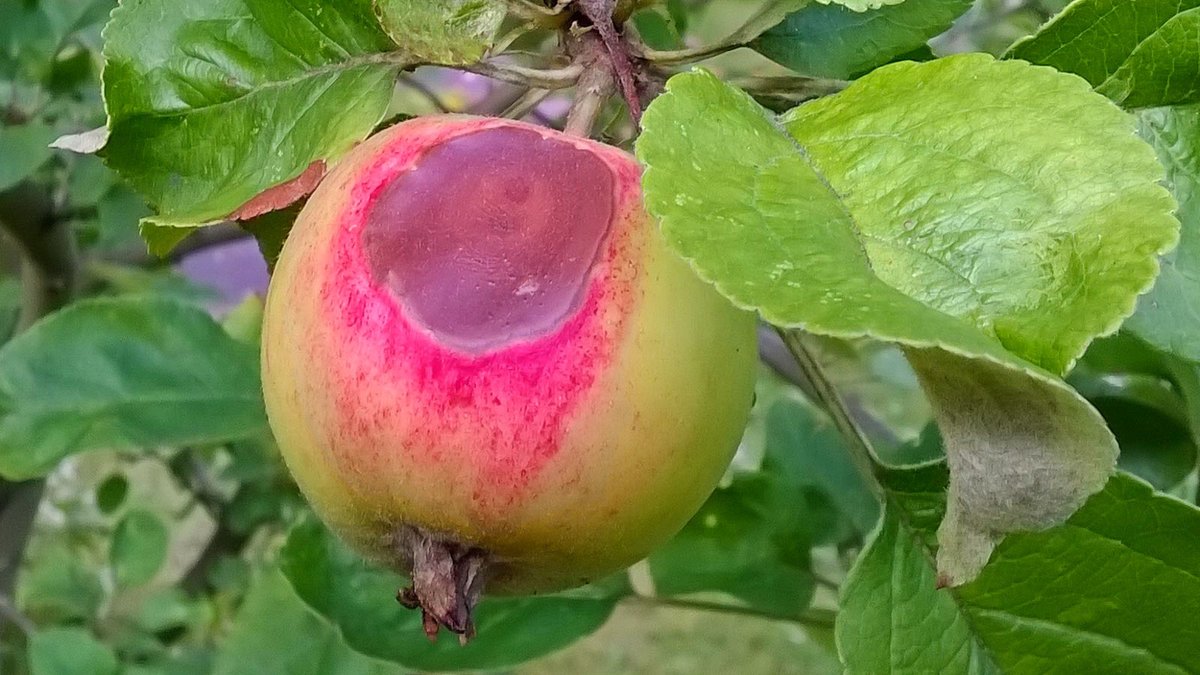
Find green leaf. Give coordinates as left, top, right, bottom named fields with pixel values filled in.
left=765, top=397, right=879, bottom=535
left=753, top=0, right=974, bottom=79
left=633, top=6, right=685, bottom=50
left=111, top=509, right=169, bottom=587
left=1070, top=337, right=1198, bottom=490
left=0, top=297, right=266, bottom=479
left=100, top=0, right=402, bottom=243
left=280, top=519, right=621, bottom=671
left=372, top=0, right=503, bottom=63
left=18, top=543, right=105, bottom=622
left=637, top=57, right=1177, bottom=583
left=0, top=122, right=57, bottom=191
left=840, top=504, right=997, bottom=673
left=0, top=0, right=108, bottom=82
left=240, top=202, right=302, bottom=270
left=1008, top=0, right=1200, bottom=109
left=28, top=628, right=118, bottom=675
left=222, top=295, right=264, bottom=346
left=215, top=570, right=399, bottom=675
left=0, top=277, right=18, bottom=344
left=648, top=437, right=814, bottom=614
left=816, top=0, right=905, bottom=9
left=840, top=468, right=1200, bottom=674
left=1125, top=105, right=1200, bottom=363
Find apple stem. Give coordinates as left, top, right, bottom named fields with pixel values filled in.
left=395, top=527, right=490, bottom=643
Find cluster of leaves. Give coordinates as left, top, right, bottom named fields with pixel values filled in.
left=1, top=0, right=1199, bottom=673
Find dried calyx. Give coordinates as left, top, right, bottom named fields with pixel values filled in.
left=395, top=527, right=491, bottom=643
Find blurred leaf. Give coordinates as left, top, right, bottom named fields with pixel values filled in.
left=280, top=519, right=621, bottom=671
left=816, top=0, right=905, bottom=10
left=101, top=0, right=402, bottom=244
left=18, top=544, right=104, bottom=623
left=1124, top=105, right=1200, bottom=363
left=28, top=627, right=118, bottom=675
left=839, top=469, right=1200, bottom=674
left=46, top=44, right=95, bottom=93
left=95, top=472, right=129, bottom=514
left=66, top=154, right=118, bottom=208
left=1105, top=396, right=1196, bottom=490
left=1009, top=0, right=1200, bottom=108
left=633, top=6, right=685, bottom=50
left=0, top=123, right=57, bottom=191
left=373, top=0, right=504, bottom=63
left=222, top=295, right=264, bottom=347
left=0, top=297, right=266, bottom=479
left=0, top=277, right=18, bottom=344
left=92, top=184, right=153, bottom=251
left=215, top=570, right=399, bottom=675
left=753, top=0, right=973, bottom=79
left=649, top=473, right=815, bottom=617
left=135, top=588, right=201, bottom=633
left=0, top=0, right=109, bottom=81
left=89, top=264, right=217, bottom=304
left=1071, top=379, right=1196, bottom=491
left=1069, top=334, right=1199, bottom=490
left=111, top=509, right=169, bottom=587
left=766, top=397, right=879, bottom=535
left=240, top=202, right=301, bottom=271
left=637, top=58, right=1173, bottom=583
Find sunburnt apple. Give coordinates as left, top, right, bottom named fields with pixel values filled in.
left=261, top=115, right=757, bottom=640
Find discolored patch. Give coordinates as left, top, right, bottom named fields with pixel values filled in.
left=362, top=126, right=615, bottom=353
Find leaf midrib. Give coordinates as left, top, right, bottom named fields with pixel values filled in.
left=110, top=52, right=408, bottom=121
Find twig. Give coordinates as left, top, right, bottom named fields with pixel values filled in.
left=563, top=32, right=616, bottom=137
left=624, top=594, right=837, bottom=629
left=775, top=327, right=885, bottom=500
left=576, top=0, right=643, bottom=124
left=732, top=75, right=849, bottom=105
left=461, top=60, right=582, bottom=90
left=499, top=88, right=553, bottom=120
left=0, top=598, right=34, bottom=637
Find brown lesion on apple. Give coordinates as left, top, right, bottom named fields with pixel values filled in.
left=361, top=126, right=615, bottom=355
left=395, top=526, right=491, bottom=643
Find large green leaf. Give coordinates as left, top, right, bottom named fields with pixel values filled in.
left=840, top=467, right=1200, bottom=674
left=636, top=56, right=1178, bottom=583
left=100, top=0, right=402, bottom=242
left=1008, top=0, right=1200, bottom=109
left=280, top=519, right=622, bottom=671
left=753, top=0, right=973, bottom=79
left=372, top=0, right=503, bottom=63
left=1125, top=105, right=1200, bottom=363
left=215, top=570, right=399, bottom=675
left=0, top=297, right=266, bottom=479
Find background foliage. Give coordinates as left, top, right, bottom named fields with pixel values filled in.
left=1, top=0, right=1198, bottom=673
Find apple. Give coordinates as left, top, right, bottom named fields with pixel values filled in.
left=261, top=116, right=757, bottom=639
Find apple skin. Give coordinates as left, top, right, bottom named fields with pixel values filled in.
left=261, top=115, right=757, bottom=595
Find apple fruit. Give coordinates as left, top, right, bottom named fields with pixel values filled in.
left=261, top=116, right=757, bottom=639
